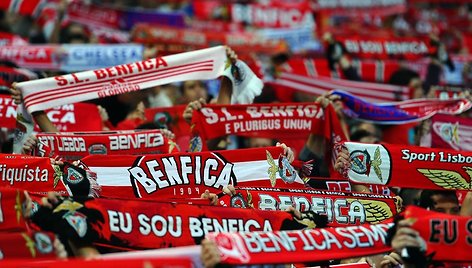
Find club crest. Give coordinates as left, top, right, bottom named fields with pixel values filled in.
left=230, top=193, right=247, bottom=208
left=65, top=167, right=83, bottom=185
left=189, top=135, right=203, bottom=152
left=349, top=146, right=383, bottom=182
left=439, top=122, right=459, bottom=144
left=278, top=156, right=297, bottom=183
left=266, top=151, right=298, bottom=186
left=34, top=232, right=53, bottom=254
left=63, top=211, right=88, bottom=238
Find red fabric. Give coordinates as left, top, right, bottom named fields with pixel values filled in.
left=0, top=187, right=28, bottom=232
left=0, top=96, right=103, bottom=132
left=34, top=103, right=103, bottom=132
left=285, top=58, right=404, bottom=83
left=0, top=0, right=44, bottom=16
left=0, top=32, right=28, bottom=46
left=405, top=206, right=472, bottom=262
left=229, top=0, right=314, bottom=29
left=312, top=0, right=406, bottom=17
left=0, top=45, right=61, bottom=70
left=0, top=231, right=58, bottom=259
left=381, top=122, right=417, bottom=145
left=206, top=222, right=393, bottom=265
left=191, top=102, right=325, bottom=141
left=0, top=154, right=69, bottom=196
left=83, top=197, right=298, bottom=250
left=218, top=186, right=400, bottom=226
left=132, top=24, right=287, bottom=55
left=114, top=117, right=145, bottom=130
left=344, top=142, right=472, bottom=191
left=0, top=258, right=193, bottom=267
left=145, top=105, right=190, bottom=152
left=80, top=147, right=306, bottom=199
left=430, top=114, right=472, bottom=152
left=35, top=130, right=178, bottom=161
left=337, top=36, right=431, bottom=60
left=269, top=72, right=410, bottom=103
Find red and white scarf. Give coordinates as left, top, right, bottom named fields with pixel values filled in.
left=0, top=154, right=68, bottom=196
left=430, top=114, right=472, bottom=152
left=0, top=231, right=58, bottom=260
left=218, top=187, right=400, bottom=226
left=0, top=95, right=103, bottom=132
left=66, top=197, right=301, bottom=250
left=17, top=46, right=227, bottom=113
left=79, top=147, right=305, bottom=199
left=206, top=222, right=393, bottom=265
left=269, top=72, right=409, bottom=103
left=35, top=130, right=179, bottom=161
left=343, top=142, right=472, bottom=190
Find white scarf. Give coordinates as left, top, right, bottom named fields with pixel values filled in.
left=17, top=46, right=228, bottom=113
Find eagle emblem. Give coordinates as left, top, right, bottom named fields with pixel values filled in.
left=52, top=164, right=63, bottom=188
left=266, top=150, right=297, bottom=186
left=417, top=166, right=472, bottom=190
left=347, top=199, right=395, bottom=224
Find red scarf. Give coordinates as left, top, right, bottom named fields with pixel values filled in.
left=343, top=142, right=472, bottom=191
left=269, top=72, right=409, bottom=103
left=405, top=206, right=472, bottom=263
left=430, top=114, right=472, bottom=152
left=80, top=147, right=305, bottom=199
left=336, top=36, right=431, bottom=60
left=0, top=187, right=28, bottom=232
left=0, top=45, right=61, bottom=70
left=0, top=231, right=57, bottom=259
left=0, top=154, right=68, bottom=196
left=190, top=103, right=347, bottom=176
left=218, top=187, right=400, bottom=226
left=0, top=31, right=28, bottom=46
left=191, top=102, right=325, bottom=141
left=0, top=95, right=102, bottom=132
left=68, top=198, right=302, bottom=250
left=132, top=24, right=287, bottom=55
left=206, top=222, right=393, bottom=265
left=35, top=130, right=178, bottom=161
left=0, top=258, right=193, bottom=267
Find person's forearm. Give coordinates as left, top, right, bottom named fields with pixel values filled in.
left=461, top=192, right=472, bottom=216
left=217, top=77, right=232, bottom=104
left=33, top=111, right=58, bottom=132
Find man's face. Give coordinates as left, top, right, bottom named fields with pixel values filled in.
left=182, top=81, right=207, bottom=102
left=430, top=194, right=460, bottom=215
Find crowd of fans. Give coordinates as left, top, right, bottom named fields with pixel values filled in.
left=0, top=0, right=471, bottom=267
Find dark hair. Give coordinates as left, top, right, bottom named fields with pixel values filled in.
left=418, top=190, right=458, bottom=209
left=388, top=68, right=420, bottom=86
left=350, top=129, right=375, bottom=142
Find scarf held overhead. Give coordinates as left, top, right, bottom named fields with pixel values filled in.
left=404, top=206, right=472, bottom=263
left=430, top=114, right=472, bottom=152
left=218, top=187, right=400, bottom=226
left=334, top=90, right=472, bottom=124
left=79, top=147, right=305, bottom=199
left=35, top=130, right=178, bottom=161
left=206, top=222, right=393, bottom=265
left=270, top=72, right=409, bottom=103
left=191, top=102, right=325, bottom=141
left=343, top=142, right=472, bottom=190
left=17, top=46, right=227, bottom=113
left=32, top=197, right=302, bottom=251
